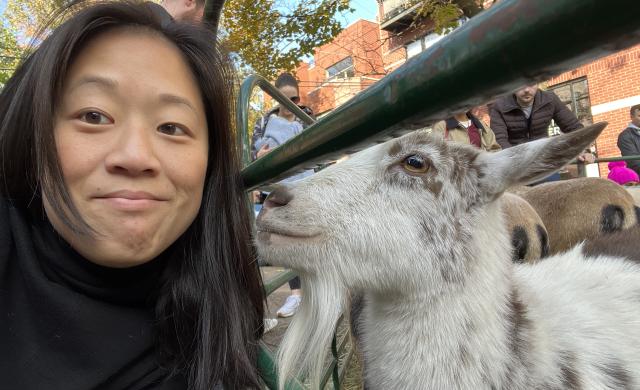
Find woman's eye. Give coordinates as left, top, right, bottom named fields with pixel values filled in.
left=158, top=123, right=187, bottom=136
left=403, top=155, right=429, bottom=173
left=80, top=111, right=111, bottom=125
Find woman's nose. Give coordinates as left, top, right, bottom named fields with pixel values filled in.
left=105, top=126, right=160, bottom=176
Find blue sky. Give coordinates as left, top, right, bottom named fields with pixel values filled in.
left=0, top=0, right=377, bottom=27
left=339, top=0, right=378, bottom=26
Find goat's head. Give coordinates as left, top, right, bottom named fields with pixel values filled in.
left=256, top=122, right=606, bottom=291
left=255, top=122, right=605, bottom=389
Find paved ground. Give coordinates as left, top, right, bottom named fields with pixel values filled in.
left=261, top=266, right=297, bottom=349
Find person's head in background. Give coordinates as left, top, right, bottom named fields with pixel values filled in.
left=630, top=104, right=640, bottom=127
left=514, top=84, right=539, bottom=107
left=0, top=2, right=262, bottom=388
left=608, top=161, right=639, bottom=186
left=161, top=0, right=205, bottom=22
left=275, top=72, right=301, bottom=121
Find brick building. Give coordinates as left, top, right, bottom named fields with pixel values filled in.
left=545, top=46, right=640, bottom=176
left=294, top=1, right=640, bottom=177
left=296, top=19, right=386, bottom=116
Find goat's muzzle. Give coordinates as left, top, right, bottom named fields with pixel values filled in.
left=263, top=185, right=293, bottom=210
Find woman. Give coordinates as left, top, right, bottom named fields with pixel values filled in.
left=432, top=110, right=501, bottom=152
left=0, top=2, right=264, bottom=389
left=251, top=73, right=313, bottom=318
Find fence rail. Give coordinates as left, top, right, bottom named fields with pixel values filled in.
left=239, top=0, right=640, bottom=190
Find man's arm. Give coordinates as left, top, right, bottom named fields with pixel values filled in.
left=551, top=93, right=583, bottom=133
left=489, top=105, right=512, bottom=148
left=618, top=131, right=640, bottom=174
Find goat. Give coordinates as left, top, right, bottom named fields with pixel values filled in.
left=500, top=192, right=549, bottom=263
left=510, top=177, right=638, bottom=254
left=255, top=122, right=640, bottom=390
left=583, top=225, right=640, bottom=262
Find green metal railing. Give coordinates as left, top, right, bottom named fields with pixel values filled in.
left=218, top=0, right=640, bottom=387
left=239, top=0, right=640, bottom=189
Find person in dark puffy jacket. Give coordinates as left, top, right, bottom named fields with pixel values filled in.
left=617, top=104, right=640, bottom=176
left=490, top=85, right=595, bottom=183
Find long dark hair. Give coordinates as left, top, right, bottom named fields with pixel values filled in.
left=0, top=2, right=264, bottom=389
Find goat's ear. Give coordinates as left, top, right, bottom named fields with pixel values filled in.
left=475, top=122, right=607, bottom=198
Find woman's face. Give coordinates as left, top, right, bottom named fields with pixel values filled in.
left=46, top=29, right=209, bottom=268
left=277, top=85, right=299, bottom=119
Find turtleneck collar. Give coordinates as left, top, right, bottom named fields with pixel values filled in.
left=29, top=206, right=171, bottom=307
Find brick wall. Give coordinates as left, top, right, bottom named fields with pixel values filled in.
left=547, top=45, right=640, bottom=176
left=295, top=19, right=385, bottom=115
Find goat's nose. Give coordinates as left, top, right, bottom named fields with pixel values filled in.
left=263, top=186, right=293, bottom=209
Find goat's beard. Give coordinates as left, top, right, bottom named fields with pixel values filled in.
left=277, top=272, right=346, bottom=390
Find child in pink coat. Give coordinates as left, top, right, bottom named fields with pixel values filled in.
left=608, top=161, right=639, bottom=185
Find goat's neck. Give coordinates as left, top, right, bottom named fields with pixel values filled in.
left=362, top=205, right=521, bottom=388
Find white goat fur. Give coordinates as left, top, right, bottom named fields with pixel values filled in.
left=255, top=123, right=640, bottom=390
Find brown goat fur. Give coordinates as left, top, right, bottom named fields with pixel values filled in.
left=501, top=192, right=549, bottom=263
left=513, top=178, right=637, bottom=254
left=582, top=225, right=640, bottom=263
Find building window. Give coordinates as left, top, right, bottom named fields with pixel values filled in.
left=406, top=32, right=443, bottom=59
left=405, top=18, right=467, bottom=59
left=548, top=78, right=592, bottom=135
left=326, top=57, right=355, bottom=81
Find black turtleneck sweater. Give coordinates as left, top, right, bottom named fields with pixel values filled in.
left=0, top=198, right=187, bottom=389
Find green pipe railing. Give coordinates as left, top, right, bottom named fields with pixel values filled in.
left=236, top=75, right=315, bottom=167
left=240, top=0, right=640, bottom=190
left=595, top=155, right=640, bottom=163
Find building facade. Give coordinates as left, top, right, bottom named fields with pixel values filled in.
left=294, top=0, right=640, bottom=177
left=296, top=19, right=386, bottom=116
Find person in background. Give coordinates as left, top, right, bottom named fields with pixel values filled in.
left=617, top=104, right=640, bottom=176
left=607, top=161, right=639, bottom=186
left=160, top=0, right=205, bottom=22
left=432, top=109, right=501, bottom=151
left=252, top=73, right=313, bottom=318
left=490, top=84, right=595, bottom=182
left=0, top=3, right=264, bottom=389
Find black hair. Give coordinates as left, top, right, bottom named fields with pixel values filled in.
left=0, top=2, right=264, bottom=389
left=274, top=72, right=299, bottom=91
left=630, top=104, right=640, bottom=117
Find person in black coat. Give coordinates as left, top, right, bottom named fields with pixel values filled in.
left=617, top=104, right=640, bottom=176
left=490, top=85, right=595, bottom=184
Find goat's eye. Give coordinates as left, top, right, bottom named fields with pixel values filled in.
left=403, top=155, right=429, bottom=173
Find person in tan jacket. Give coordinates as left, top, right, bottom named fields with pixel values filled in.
left=432, top=111, right=501, bottom=151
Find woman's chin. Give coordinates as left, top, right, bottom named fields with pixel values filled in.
left=71, top=232, right=170, bottom=268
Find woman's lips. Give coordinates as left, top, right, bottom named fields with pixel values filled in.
left=94, top=190, right=168, bottom=211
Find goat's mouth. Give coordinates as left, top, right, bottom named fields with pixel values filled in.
left=256, top=227, right=322, bottom=244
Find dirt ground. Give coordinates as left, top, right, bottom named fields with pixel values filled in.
left=260, top=266, right=297, bottom=348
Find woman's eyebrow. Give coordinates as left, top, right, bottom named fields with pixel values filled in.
left=68, top=75, right=119, bottom=92
left=158, top=93, right=197, bottom=113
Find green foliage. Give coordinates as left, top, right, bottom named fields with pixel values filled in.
left=415, top=0, right=484, bottom=34
left=0, top=24, right=20, bottom=86
left=0, top=0, right=485, bottom=85
left=222, top=0, right=352, bottom=79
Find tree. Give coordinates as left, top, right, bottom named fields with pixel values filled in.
left=0, top=0, right=69, bottom=85
left=221, top=0, right=352, bottom=79
left=0, top=0, right=486, bottom=84
left=0, top=24, right=20, bottom=86
left=415, top=0, right=485, bottom=33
